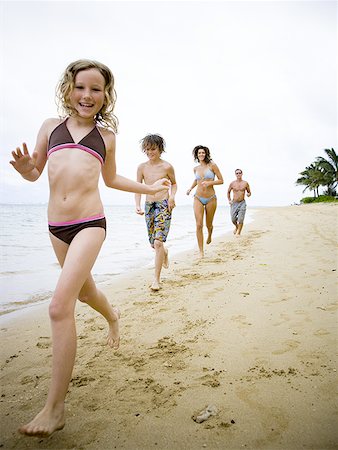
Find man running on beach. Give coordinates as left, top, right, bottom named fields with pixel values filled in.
left=135, top=134, right=177, bottom=291
left=227, top=169, right=251, bottom=236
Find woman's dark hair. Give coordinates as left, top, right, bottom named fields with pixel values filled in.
left=192, top=145, right=211, bottom=163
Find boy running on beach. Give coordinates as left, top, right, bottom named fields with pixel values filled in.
left=135, top=134, right=177, bottom=291
left=227, top=169, right=251, bottom=236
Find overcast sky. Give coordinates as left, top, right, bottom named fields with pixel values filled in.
left=1, top=0, right=337, bottom=207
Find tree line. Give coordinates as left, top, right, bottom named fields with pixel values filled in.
left=296, top=148, right=337, bottom=200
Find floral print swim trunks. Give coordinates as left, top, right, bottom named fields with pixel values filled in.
left=145, top=199, right=172, bottom=246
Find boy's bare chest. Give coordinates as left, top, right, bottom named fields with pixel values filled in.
left=143, top=164, right=167, bottom=182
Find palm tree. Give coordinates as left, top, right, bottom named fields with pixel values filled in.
left=296, top=163, right=325, bottom=197
left=315, top=148, right=337, bottom=196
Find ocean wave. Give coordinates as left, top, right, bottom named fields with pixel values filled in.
left=0, top=269, right=34, bottom=276
left=0, top=291, right=53, bottom=316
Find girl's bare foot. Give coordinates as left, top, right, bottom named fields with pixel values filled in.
left=19, top=406, right=65, bottom=437
left=107, top=307, right=120, bottom=349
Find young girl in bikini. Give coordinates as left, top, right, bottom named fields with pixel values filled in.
left=9, top=59, right=169, bottom=437
left=186, top=145, right=223, bottom=258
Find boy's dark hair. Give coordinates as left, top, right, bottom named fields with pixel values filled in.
left=192, top=145, right=211, bottom=163
left=140, top=134, right=166, bottom=154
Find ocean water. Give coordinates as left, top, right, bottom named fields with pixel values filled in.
left=0, top=203, right=252, bottom=316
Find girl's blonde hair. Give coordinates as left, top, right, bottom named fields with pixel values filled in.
left=56, top=59, right=118, bottom=133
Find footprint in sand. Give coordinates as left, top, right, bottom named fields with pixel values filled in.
left=207, top=271, right=225, bottom=278
left=148, top=337, right=190, bottom=363
left=239, top=292, right=250, bottom=297
left=293, top=309, right=312, bottom=323
left=272, top=339, right=300, bottom=355
left=167, top=274, right=202, bottom=287
left=232, top=254, right=243, bottom=260
left=200, top=373, right=221, bottom=387
left=316, top=303, right=338, bottom=312
left=313, top=329, right=330, bottom=337
left=82, top=399, right=100, bottom=412
left=254, top=357, right=270, bottom=366
left=181, top=273, right=203, bottom=280
left=211, top=286, right=225, bottom=293
left=272, top=312, right=291, bottom=326
left=207, top=257, right=224, bottom=264
left=231, top=314, right=253, bottom=328
left=263, top=297, right=290, bottom=305
left=183, top=319, right=208, bottom=331
left=71, top=375, right=95, bottom=387
left=133, top=300, right=158, bottom=307
left=36, top=336, right=51, bottom=349
left=280, top=313, right=290, bottom=321
left=123, top=355, right=147, bottom=369
left=20, top=375, right=40, bottom=387
left=85, top=315, right=95, bottom=322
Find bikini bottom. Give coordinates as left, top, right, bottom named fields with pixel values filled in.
left=194, top=194, right=216, bottom=206
left=48, top=214, right=106, bottom=245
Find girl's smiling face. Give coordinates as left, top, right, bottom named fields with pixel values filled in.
left=69, top=68, right=105, bottom=119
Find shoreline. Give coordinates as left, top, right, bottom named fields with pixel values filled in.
left=0, top=203, right=247, bottom=318
left=0, top=206, right=256, bottom=321
left=1, top=204, right=337, bottom=449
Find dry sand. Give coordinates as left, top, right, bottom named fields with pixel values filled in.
left=1, top=203, right=337, bottom=450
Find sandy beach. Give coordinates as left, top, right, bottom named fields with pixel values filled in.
left=1, top=203, right=337, bottom=450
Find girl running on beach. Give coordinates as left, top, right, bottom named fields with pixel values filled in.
left=186, top=145, right=223, bottom=258
left=9, top=59, right=169, bottom=437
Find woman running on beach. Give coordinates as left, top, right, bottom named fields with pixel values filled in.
left=9, top=59, right=169, bottom=438
left=186, top=145, right=223, bottom=258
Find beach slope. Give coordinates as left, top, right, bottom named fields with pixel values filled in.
left=1, top=204, right=337, bottom=449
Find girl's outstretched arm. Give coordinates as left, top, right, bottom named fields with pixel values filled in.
left=9, top=120, right=50, bottom=181
left=101, top=131, right=170, bottom=195
left=10, top=143, right=40, bottom=181
left=110, top=174, right=170, bottom=194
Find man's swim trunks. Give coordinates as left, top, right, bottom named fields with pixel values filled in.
left=48, top=214, right=106, bottom=245
left=47, top=118, right=106, bottom=164
left=231, top=200, right=246, bottom=224
left=145, top=200, right=171, bottom=246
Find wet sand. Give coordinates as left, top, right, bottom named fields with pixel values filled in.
left=1, top=204, right=337, bottom=449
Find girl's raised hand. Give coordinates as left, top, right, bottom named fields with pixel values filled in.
left=150, top=178, right=171, bottom=194
left=10, top=143, right=37, bottom=175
